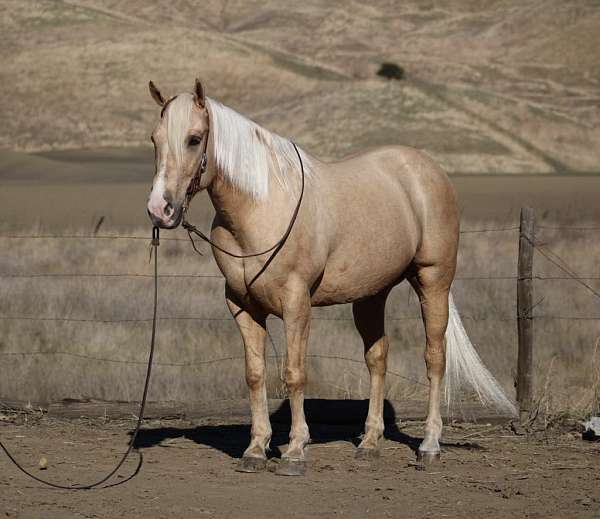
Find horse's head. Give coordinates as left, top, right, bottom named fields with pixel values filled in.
left=146, top=79, right=214, bottom=229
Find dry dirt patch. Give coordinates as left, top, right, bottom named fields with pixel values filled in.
left=1, top=417, right=599, bottom=518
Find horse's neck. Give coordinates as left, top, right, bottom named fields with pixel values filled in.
left=207, top=172, right=289, bottom=239
left=207, top=175, right=252, bottom=232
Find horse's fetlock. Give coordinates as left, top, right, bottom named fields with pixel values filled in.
left=365, top=417, right=384, bottom=435
left=425, top=419, right=443, bottom=438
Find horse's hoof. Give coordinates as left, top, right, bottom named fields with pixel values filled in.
left=275, top=458, right=306, bottom=476
left=355, top=447, right=380, bottom=460
left=235, top=456, right=267, bottom=473
left=416, top=450, right=440, bottom=466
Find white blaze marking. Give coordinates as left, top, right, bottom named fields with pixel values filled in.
left=148, top=168, right=168, bottom=219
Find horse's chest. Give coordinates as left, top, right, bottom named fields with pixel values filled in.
left=219, top=260, right=246, bottom=297
left=215, top=253, right=285, bottom=315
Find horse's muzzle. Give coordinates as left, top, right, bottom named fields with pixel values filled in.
left=146, top=202, right=184, bottom=229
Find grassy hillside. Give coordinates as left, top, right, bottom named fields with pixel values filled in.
left=1, top=0, right=599, bottom=174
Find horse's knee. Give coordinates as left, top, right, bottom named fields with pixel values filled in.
left=246, top=365, right=265, bottom=390
left=365, top=340, right=388, bottom=372
left=285, top=367, right=306, bottom=392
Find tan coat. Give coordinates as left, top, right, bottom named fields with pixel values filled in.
left=148, top=80, right=460, bottom=475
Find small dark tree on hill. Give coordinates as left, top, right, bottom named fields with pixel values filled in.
left=376, top=62, right=405, bottom=80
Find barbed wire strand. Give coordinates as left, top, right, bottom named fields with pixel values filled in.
left=459, top=225, right=519, bottom=234
left=0, top=273, right=222, bottom=279
left=0, top=226, right=521, bottom=241
left=3, top=272, right=600, bottom=281
left=0, top=234, right=188, bottom=242
left=538, top=225, right=600, bottom=231
left=0, top=314, right=519, bottom=323
left=532, top=240, right=600, bottom=301
left=0, top=351, right=426, bottom=387
left=0, top=224, right=596, bottom=242
left=0, top=273, right=531, bottom=280
left=3, top=273, right=600, bottom=281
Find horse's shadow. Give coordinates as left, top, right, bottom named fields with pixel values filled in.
left=132, top=399, right=482, bottom=459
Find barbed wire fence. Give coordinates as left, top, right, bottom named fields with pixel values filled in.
left=0, top=211, right=599, bottom=417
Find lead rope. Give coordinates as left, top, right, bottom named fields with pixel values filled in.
left=0, top=226, right=161, bottom=490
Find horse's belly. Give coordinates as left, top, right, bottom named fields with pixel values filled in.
left=311, top=245, right=414, bottom=306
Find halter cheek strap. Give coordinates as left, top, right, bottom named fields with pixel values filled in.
left=183, top=152, right=207, bottom=207
left=182, top=113, right=210, bottom=214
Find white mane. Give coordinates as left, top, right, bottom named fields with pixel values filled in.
left=165, top=93, right=313, bottom=200
left=206, top=98, right=313, bottom=199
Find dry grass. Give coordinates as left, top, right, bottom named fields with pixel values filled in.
left=1, top=215, right=599, bottom=417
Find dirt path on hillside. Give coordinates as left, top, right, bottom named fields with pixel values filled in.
left=1, top=417, right=598, bottom=518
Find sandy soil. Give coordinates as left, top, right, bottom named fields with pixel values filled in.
left=1, top=416, right=599, bottom=518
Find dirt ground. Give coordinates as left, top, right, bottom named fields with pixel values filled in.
left=1, top=415, right=598, bottom=519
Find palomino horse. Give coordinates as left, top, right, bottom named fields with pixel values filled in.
left=146, top=79, right=515, bottom=476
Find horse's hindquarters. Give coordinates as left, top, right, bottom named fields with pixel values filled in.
left=308, top=146, right=459, bottom=306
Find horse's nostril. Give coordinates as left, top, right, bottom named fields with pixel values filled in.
left=164, top=202, right=173, bottom=217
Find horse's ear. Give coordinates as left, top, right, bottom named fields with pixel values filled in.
left=148, top=81, right=165, bottom=107
left=194, top=78, right=206, bottom=108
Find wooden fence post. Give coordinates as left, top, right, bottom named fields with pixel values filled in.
left=517, top=207, right=535, bottom=422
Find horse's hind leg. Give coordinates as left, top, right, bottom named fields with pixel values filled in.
left=409, top=265, right=452, bottom=463
left=352, top=289, right=390, bottom=459
left=226, top=289, right=271, bottom=473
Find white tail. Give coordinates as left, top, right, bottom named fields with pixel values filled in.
left=444, top=292, right=517, bottom=416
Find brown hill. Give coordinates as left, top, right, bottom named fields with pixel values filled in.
left=1, top=0, right=599, bottom=174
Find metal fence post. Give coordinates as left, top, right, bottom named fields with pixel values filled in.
left=517, top=207, right=535, bottom=423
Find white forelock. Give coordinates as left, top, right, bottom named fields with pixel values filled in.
left=166, top=94, right=194, bottom=171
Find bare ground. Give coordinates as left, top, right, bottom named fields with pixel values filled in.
left=1, top=416, right=599, bottom=518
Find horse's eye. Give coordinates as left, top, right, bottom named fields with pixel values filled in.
left=188, top=135, right=202, bottom=147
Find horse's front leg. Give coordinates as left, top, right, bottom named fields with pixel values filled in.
left=226, top=289, right=271, bottom=473
left=276, top=283, right=311, bottom=476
